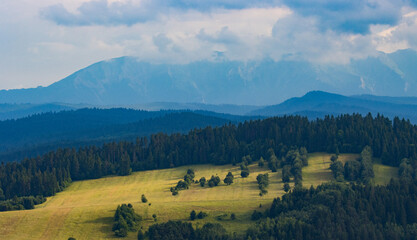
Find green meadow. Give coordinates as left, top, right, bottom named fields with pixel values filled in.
left=0, top=153, right=398, bottom=240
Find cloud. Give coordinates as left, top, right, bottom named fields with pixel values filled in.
left=40, top=0, right=417, bottom=36
left=40, top=0, right=282, bottom=26
left=197, top=27, right=240, bottom=45
left=38, top=42, right=76, bottom=52
left=152, top=33, right=172, bottom=52
left=164, top=0, right=280, bottom=11
left=281, top=0, right=410, bottom=34
left=4, top=0, right=417, bottom=90
left=40, top=0, right=156, bottom=26
left=265, top=13, right=378, bottom=63
left=373, top=11, right=417, bottom=52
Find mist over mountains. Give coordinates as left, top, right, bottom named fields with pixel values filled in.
left=1, top=49, right=417, bottom=106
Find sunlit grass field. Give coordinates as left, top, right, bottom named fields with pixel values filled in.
left=0, top=153, right=398, bottom=240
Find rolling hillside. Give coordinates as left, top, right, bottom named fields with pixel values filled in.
left=0, top=153, right=398, bottom=240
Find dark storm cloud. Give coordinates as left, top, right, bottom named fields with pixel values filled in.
left=40, top=0, right=155, bottom=26
left=41, top=0, right=416, bottom=35
left=282, top=0, right=407, bottom=34
left=40, top=0, right=279, bottom=26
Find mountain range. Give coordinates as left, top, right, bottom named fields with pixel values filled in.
left=3, top=90, right=417, bottom=162
left=1, top=49, right=417, bottom=106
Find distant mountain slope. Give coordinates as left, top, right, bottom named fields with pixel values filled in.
left=0, top=103, right=79, bottom=120
left=250, top=91, right=417, bottom=123
left=0, top=108, right=251, bottom=162
left=0, top=102, right=260, bottom=120
left=1, top=49, right=417, bottom=105
left=352, top=94, right=417, bottom=105
left=126, top=102, right=262, bottom=116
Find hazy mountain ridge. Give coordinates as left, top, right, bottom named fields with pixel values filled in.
left=1, top=49, right=416, bottom=106
left=251, top=91, right=417, bottom=123
left=0, top=103, right=77, bottom=120
left=0, top=102, right=261, bottom=120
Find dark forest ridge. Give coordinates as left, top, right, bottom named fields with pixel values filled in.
left=0, top=109, right=256, bottom=162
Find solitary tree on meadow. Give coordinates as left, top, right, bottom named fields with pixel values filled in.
left=141, top=194, right=148, bottom=203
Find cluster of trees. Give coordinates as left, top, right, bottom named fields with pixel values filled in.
left=171, top=169, right=195, bottom=195
left=266, top=149, right=280, bottom=172
left=0, top=195, right=45, bottom=211
left=199, top=177, right=206, bottom=187
left=223, top=172, right=234, bottom=185
left=280, top=148, right=308, bottom=188
left=171, top=170, right=233, bottom=194
left=256, top=174, right=269, bottom=196
left=2, top=114, right=417, bottom=206
left=399, top=158, right=417, bottom=181
left=207, top=176, right=221, bottom=187
left=145, top=221, right=230, bottom=240
left=198, top=175, right=222, bottom=187
left=190, top=210, right=208, bottom=220
left=251, top=210, right=263, bottom=221
left=245, top=179, right=417, bottom=240
left=240, top=162, right=250, bottom=178
left=112, top=203, right=142, bottom=237
left=330, top=146, right=374, bottom=183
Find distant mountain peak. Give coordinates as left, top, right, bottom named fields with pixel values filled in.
left=250, top=90, right=417, bottom=123
left=0, top=49, right=417, bottom=105
left=303, top=90, right=344, bottom=99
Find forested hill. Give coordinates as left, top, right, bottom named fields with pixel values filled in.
left=251, top=91, right=417, bottom=123
left=0, top=108, right=251, bottom=162
left=1, top=113, right=417, bottom=203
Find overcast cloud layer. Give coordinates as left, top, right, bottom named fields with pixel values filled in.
left=1, top=0, right=417, bottom=89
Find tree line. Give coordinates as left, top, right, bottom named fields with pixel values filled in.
left=145, top=221, right=230, bottom=240
left=245, top=179, right=417, bottom=240
left=1, top=113, right=417, bottom=205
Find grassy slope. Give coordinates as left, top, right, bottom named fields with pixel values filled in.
left=373, top=163, right=399, bottom=185
left=0, top=153, right=398, bottom=240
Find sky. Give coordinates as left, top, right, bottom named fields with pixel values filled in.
left=1, top=0, right=417, bottom=90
